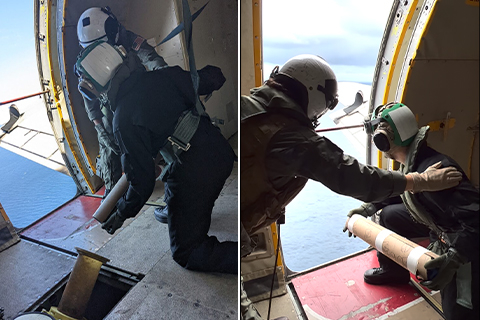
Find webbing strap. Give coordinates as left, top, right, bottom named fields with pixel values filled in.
left=182, top=0, right=206, bottom=116
left=155, top=2, right=209, bottom=48
left=159, top=0, right=208, bottom=176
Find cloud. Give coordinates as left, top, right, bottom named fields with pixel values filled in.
left=262, top=0, right=394, bottom=82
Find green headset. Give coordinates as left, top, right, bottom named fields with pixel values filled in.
left=364, top=102, right=418, bottom=152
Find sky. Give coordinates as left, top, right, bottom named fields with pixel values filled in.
left=0, top=1, right=44, bottom=123
left=262, top=0, right=394, bottom=83
left=0, top=0, right=394, bottom=115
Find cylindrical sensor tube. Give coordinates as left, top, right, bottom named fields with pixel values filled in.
left=93, top=174, right=129, bottom=223
left=93, top=165, right=162, bottom=223
left=347, top=214, right=438, bottom=280
left=57, top=248, right=110, bottom=319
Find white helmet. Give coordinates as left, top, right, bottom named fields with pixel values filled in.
left=278, top=54, right=338, bottom=124
left=75, top=41, right=126, bottom=100
left=77, top=7, right=119, bottom=48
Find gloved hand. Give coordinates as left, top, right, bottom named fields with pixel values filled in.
left=101, top=209, right=127, bottom=234
left=420, top=248, right=466, bottom=291
left=95, top=122, right=121, bottom=155
left=343, top=203, right=377, bottom=237
left=409, top=161, right=462, bottom=193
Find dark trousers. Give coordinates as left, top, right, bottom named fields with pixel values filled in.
left=164, top=117, right=238, bottom=274
left=378, top=203, right=479, bottom=319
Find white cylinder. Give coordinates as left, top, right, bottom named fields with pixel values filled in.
left=348, top=214, right=438, bottom=280
left=93, top=175, right=129, bottom=223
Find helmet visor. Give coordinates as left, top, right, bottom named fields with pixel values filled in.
left=317, top=79, right=338, bottom=110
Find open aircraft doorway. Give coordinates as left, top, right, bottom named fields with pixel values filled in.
left=0, top=2, right=77, bottom=230
left=1, top=1, right=238, bottom=319
left=241, top=0, right=478, bottom=319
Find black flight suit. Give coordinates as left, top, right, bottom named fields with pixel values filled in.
left=370, top=129, right=479, bottom=320
left=112, top=66, right=237, bottom=274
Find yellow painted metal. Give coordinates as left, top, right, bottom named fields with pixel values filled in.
left=270, top=222, right=284, bottom=269
left=45, top=0, right=95, bottom=193
left=46, top=307, right=85, bottom=320
left=399, top=0, right=439, bottom=101
left=382, top=0, right=419, bottom=104
left=378, top=1, right=420, bottom=169
left=465, top=0, right=479, bottom=7
left=410, top=279, right=444, bottom=312
left=0, top=202, right=10, bottom=222
left=59, top=0, right=97, bottom=182
left=377, top=150, right=383, bottom=169
left=427, top=118, right=455, bottom=132
left=252, top=0, right=263, bottom=86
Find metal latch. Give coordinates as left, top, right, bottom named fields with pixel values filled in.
left=168, top=136, right=191, bottom=151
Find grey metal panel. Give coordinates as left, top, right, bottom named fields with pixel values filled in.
left=123, top=0, right=187, bottom=69
left=0, top=240, right=75, bottom=320
left=96, top=205, right=172, bottom=275
left=402, top=60, right=479, bottom=185
left=400, top=0, right=479, bottom=186
left=415, top=0, right=479, bottom=60
left=104, top=256, right=237, bottom=320
left=183, top=0, right=239, bottom=139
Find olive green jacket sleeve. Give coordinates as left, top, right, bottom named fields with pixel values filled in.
left=266, top=125, right=406, bottom=203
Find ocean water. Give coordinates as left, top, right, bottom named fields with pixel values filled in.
left=281, top=112, right=371, bottom=272
left=0, top=147, right=77, bottom=229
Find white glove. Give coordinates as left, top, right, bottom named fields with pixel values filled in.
left=409, top=161, right=462, bottom=193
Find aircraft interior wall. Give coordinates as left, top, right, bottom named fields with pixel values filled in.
left=400, top=0, right=479, bottom=186
left=55, top=0, right=237, bottom=194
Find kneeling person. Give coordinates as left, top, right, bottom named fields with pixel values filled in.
left=345, top=102, right=479, bottom=319
left=77, top=41, right=237, bottom=274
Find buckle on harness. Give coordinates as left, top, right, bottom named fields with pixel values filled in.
left=167, top=136, right=190, bottom=151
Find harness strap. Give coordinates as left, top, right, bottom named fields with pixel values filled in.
left=159, top=0, right=208, bottom=180
left=155, top=2, right=209, bottom=48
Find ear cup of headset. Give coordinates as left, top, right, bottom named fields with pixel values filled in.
left=372, top=131, right=392, bottom=152
left=78, top=76, right=100, bottom=101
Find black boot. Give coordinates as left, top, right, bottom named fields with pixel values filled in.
left=364, top=266, right=410, bottom=285
left=364, top=251, right=410, bottom=285
left=154, top=205, right=168, bottom=224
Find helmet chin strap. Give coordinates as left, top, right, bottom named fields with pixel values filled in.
left=311, top=106, right=329, bottom=127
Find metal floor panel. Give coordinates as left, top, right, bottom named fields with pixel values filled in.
left=255, top=291, right=299, bottom=320
left=104, top=253, right=237, bottom=320
left=0, top=240, right=75, bottom=320
left=291, top=250, right=432, bottom=320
